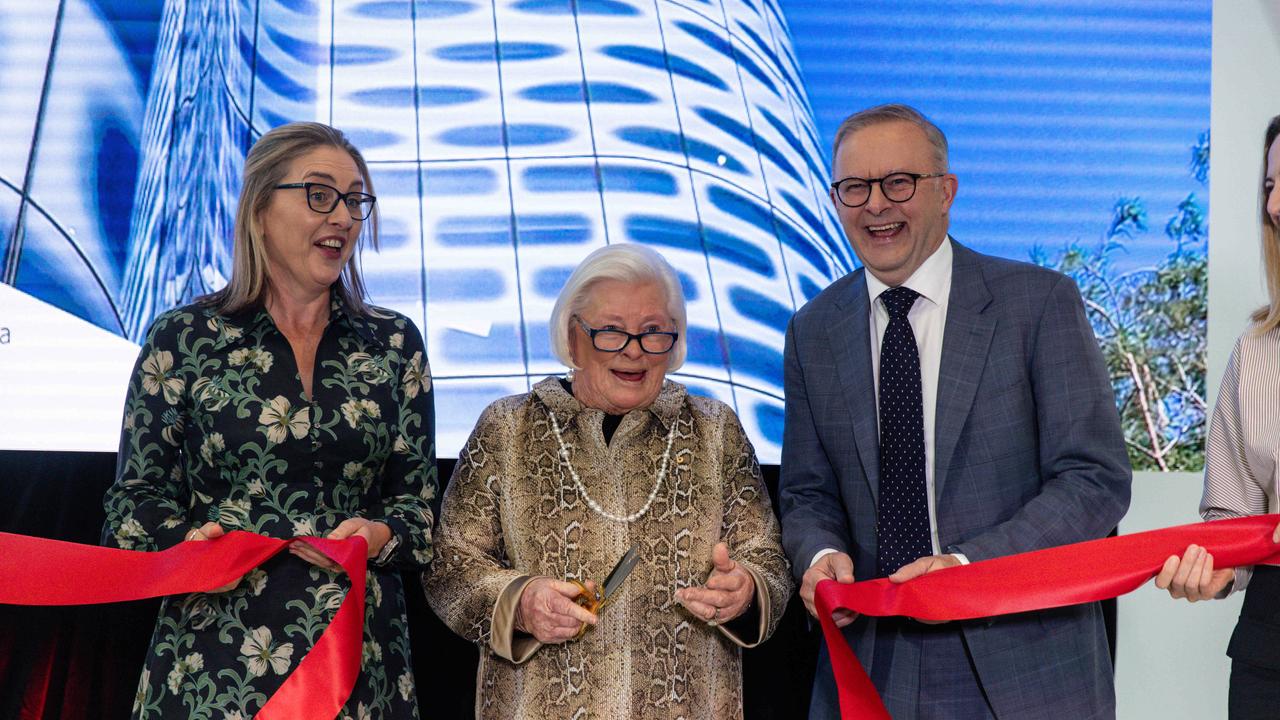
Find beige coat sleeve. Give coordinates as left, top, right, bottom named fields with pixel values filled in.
left=713, top=409, right=793, bottom=648
left=423, top=402, right=541, bottom=662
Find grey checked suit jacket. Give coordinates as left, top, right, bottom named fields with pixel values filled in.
left=779, top=240, right=1131, bottom=719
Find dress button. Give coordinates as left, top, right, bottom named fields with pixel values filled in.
left=314, top=461, right=322, bottom=469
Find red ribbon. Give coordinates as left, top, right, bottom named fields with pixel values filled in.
left=0, top=531, right=367, bottom=720
left=815, top=515, right=1280, bottom=719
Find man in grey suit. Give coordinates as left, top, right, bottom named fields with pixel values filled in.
left=779, top=103, right=1131, bottom=719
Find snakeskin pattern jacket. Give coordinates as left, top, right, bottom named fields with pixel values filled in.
left=424, top=376, right=791, bottom=719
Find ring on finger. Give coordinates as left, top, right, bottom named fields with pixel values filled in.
left=707, top=605, right=720, bottom=627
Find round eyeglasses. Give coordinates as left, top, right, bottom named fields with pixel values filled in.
left=575, top=316, right=678, bottom=354
left=830, top=172, right=946, bottom=209
left=274, top=182, right=377, bottom=220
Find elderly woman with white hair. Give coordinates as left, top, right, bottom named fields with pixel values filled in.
left=424, top=243, right=791, bottom=719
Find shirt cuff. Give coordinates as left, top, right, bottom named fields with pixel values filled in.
left=1225, top=566, right=1250, bottom=596
left=810, top=548, right=839, bottom=568
left=715, top=564, right=773, bottom=649
left=489, top=575, right=543, bottom=664
left=951, top=553, right=969, bottom=565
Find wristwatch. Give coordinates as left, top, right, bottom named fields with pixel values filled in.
left=374, top=529, right=400, bottom=566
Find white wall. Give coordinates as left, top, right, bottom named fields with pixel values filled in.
left=1114, top=3, right=1280, bottom=717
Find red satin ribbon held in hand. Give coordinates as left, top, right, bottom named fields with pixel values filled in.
left=0, top=531, right=367, bottom=720
left=814, top=515, right=1280, bottom=720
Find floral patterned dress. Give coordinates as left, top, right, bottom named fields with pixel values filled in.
left=102, top=292, right=436, bottom=720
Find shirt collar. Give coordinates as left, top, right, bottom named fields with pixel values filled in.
left=211, top=287, right=384, bottom=350
left=865, top=236, right=953, bottom=308
left=211, top=304, right=269, bottom=351
left=329, top=289, right=385, bottom=349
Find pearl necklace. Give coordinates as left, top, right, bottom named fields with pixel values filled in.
left=546, top=408, right=676, bottom=523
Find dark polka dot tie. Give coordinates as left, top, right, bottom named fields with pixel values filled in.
left=875, top=286, right=931, bottom=578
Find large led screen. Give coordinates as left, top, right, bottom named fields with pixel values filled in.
left=0, top=0, right=1209, bottom=470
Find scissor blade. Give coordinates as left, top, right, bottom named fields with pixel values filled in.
left=602, top=545, right=640, bottom=599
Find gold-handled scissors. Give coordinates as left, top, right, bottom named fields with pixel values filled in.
left=570, top=545, right=640, bottom=639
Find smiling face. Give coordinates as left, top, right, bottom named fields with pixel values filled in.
left=258, top=144, right=365, bottom=302
left=831, top=120, right=957, bottom=286
left=569, top=279, right=674, bottom=414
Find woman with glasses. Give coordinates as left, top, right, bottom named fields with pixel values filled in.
left=1155, top=114, right=1280, bottom=718
left=424, top=243, right=791, bottom=719
left=102, top=122, right=436, bottom=719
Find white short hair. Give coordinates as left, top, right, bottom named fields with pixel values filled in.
left=549, top=244, right=687, bottom=371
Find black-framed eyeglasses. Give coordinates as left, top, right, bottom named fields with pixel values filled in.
left=274, top=182, right=377, bottom=220
left=575, top=316, right=678, bottom=354
left=830, top=172, right=945, bottom=208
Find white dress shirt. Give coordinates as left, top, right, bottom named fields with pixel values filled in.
left=811, top=239, right=965, bottom=567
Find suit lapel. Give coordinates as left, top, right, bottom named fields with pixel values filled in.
left=934, top=243, right=995, bottom=503
left=826, top=271, right=881, bottom=505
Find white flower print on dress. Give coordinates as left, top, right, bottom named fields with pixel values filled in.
left=206, top=316, right=243, bottom=343
left=258, top=396, right=309, bottom=443
left=250, top=348, right=273, bottom=373
left=133, top=668, right=150, bottom=709
left=165, top=652, right=204, bottom=693
left=191, top=377, right=230, bottom=412
left=140, top=350, right=185, bottom=405
left=401, top=351, right=430, bottom=399
left=389, top=332, right=403, bottom=349
left=160, top=408, right=185, bottom=446
left=315, top=582, right=345, bottom=611
left=362, top=640, right=382, bottom=666
left=340, top=399, right=381, bottom=429
left=246, top=568, right=268, bottom=596
left=341, top=702, right=373, bottom=720
left=346, top=352, right=391, bottom=385
left=229, top=347, right=273, bottom=372
left=182, top=594, right=218, bottom=631
left=397, top=671, right=413, bottom=701
left=240, top=626, right=294, bottom=677
left=216, top=498, right=251, bottom=527
left=200, top=432, right=225, bottom=464
left=115, top=518, right=147, bottom=549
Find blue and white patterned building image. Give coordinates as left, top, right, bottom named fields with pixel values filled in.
left=24, top=0, right=851, bottom=459
left=3, top=1, right=1210, bottom=460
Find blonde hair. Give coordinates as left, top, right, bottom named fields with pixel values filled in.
left=204, top=122, right=379, bottom=316
left=1251, top=114, right=1280, bottom=333
left=549, top=244, right=687, bottom=371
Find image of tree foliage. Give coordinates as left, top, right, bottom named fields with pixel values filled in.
left=1033, top=131, right=1208, bottom=471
